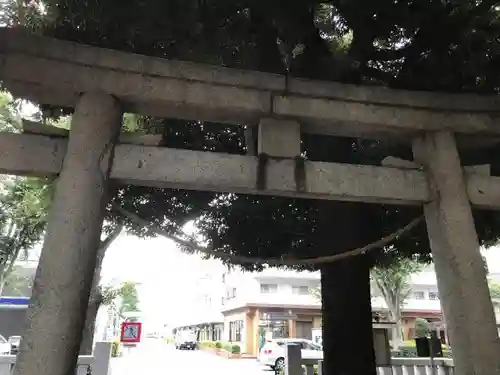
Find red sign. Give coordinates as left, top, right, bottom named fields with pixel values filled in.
left=120, top=322, right=142, bottom=343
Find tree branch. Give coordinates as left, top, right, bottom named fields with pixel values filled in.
left=111, top=202, right=423, bottom=266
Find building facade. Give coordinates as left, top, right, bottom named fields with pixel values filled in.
left=220, top=267, right=322, bottom=356
left=175, top=263, right=452, bottom=356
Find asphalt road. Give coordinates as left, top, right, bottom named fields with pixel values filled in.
left=111, top=339, right=273, bottom=375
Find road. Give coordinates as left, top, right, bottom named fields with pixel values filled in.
left=111, top=339, right=273, bottom=375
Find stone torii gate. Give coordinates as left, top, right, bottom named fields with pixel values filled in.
left=1, top=28, right=500, bottom=375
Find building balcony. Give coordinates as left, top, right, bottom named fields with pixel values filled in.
left=222, top=292, right=320, bottom=312
left=253, top=268, right=321, bottom=282
left=371, top=297, right=442, bottom=313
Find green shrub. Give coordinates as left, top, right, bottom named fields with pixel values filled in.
left=111, top=341, right=121, bottom=357
left=215, top=341, right=222, bottom=349
left=223, top=343, right=232, bottom=352
left=231, top=344, right=241, bottom=354
left=398, top=340, right=447, bottom=350
left=400, top=340, right=416, bottom=347
left=414, top=318, right=430, bottom=338
left=200, top=341, right=215, bottom=348
left=399, top=346, right=418, bottom=357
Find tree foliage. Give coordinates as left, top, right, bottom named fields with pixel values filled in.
left=102, top=281, right=141, bottom=316
left=5, top=1, right=500, bottom=373
left=2, top=265, right=35, bottom=297
left=10, top=0, right=497, bottom=271
left=414, top=318, right=430, bottom=339
left=0, top=178, right=48, bottom=295
left=1, top=0, right=498, bottom=271
left=0, top=92, right=48, bottom=295
left=489, top=282, right=500, bottom=307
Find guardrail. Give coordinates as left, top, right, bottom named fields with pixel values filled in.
left=284, top=345, right=454, bottom=375
left=0, top=342, right=112, bottom=375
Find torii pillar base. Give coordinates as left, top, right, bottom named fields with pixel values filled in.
left=414, top=131, right=500, bottom=375
left=13, top=92, right=122, bottom=375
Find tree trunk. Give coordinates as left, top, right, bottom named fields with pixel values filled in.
left=321, top=256, right=376, bottom=375
left=317, top=200, right=377, bottom=375
left=394, top=318, right=403, bottom=344
left=79, top=291, right=103, bottom=355
left=79, top=224, right=123, bottom=355
left=388, top=308, right=403, bottom=344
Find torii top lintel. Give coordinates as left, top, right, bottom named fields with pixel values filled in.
left=1, top=27, right=499, bottom=140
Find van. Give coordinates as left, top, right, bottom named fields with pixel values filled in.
left=175, top=330, right=197, bottom=350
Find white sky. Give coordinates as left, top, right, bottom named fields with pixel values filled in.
left=99, top=233, right=209, bottom=327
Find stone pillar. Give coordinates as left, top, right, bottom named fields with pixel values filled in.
left=288, top=319, right=296, bottom=338
left=245, top=309, right=255, bottom=355
left=413, top=131, right=500, bottom=375
left=284, top=343, right=302, bottom=375
left=92, top=342, right=112, bottom=375
left=13, top=92, right=122, bottom=375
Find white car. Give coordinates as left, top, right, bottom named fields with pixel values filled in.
left=0, top=335, right=11, bottom=355
left=258, top=338, right=323, bottom=371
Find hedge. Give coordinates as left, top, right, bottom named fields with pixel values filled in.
left=394, top=340, right=452, bottom=358
left=199, top=340, right=241, bottom=354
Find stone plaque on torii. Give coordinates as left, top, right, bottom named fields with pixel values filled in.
left=0, top=28, right=499, bottom=375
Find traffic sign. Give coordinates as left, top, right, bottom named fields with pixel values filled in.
left=120, top=322, right=142, bottom=343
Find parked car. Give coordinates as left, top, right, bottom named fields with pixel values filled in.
left=8, top=336, right=21, bottom=354
left=258, top=338, right=323, bottom=371
left=0, top=335, right=11, bottom=355
left=174, top=330, right=197, bottom=350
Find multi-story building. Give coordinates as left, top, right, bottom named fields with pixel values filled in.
left=173, top=258, right=226, bottom=342
left=188, top=261, right=226, bottom=342
left=175, top=263, right=450, bottom=356
left=175, top=265, right=322, bottom=355
left=220, top=267, right=321, bottom=356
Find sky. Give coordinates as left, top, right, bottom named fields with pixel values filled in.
left=99, top=233, right=209, bottom=327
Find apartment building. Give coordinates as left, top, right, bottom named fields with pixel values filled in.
left=175, top=265, right=323, bottom=356
left=188, top=262, right=226, bottom=342
left=174, top=263, right=449, bottom=356
left=221, top=267, right=321, bottom=356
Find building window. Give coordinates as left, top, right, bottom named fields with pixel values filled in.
left=229, top=320, right=243, bottom=342
left=292, top=286, right=310, bottom=295
left=260, top=284, right=278, bottom=294
left=412, top=291, right=425, bottom=300
left=226, top=288, right=237, bottom=299
left=428, top=291, right=439, bottom=300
